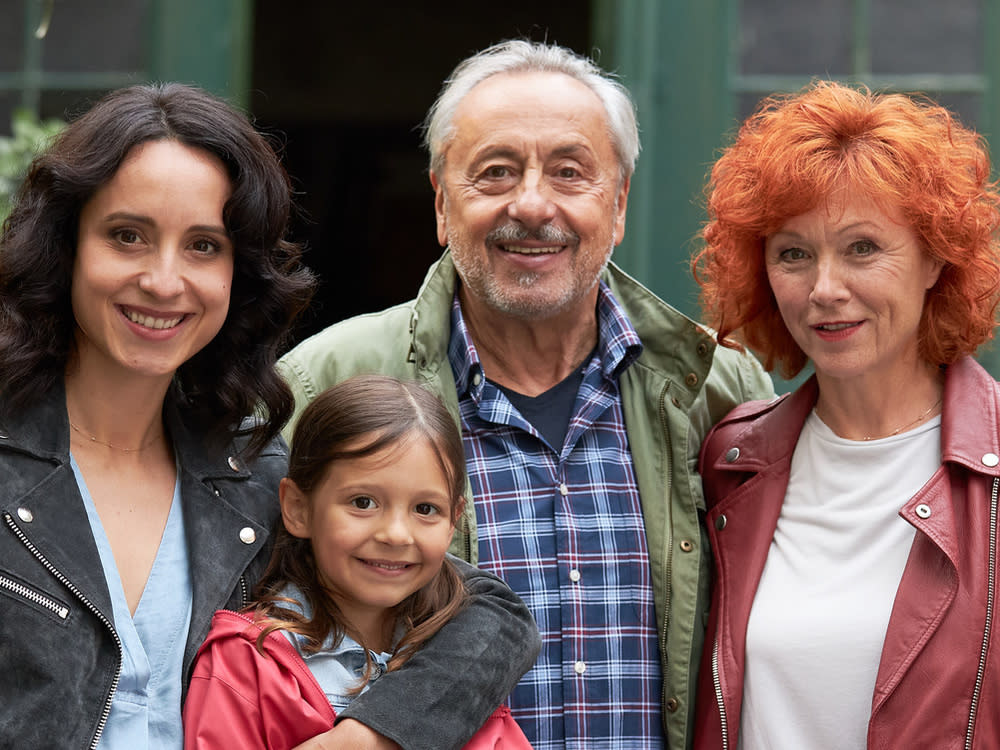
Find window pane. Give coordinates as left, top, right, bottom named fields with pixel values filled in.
left=871, top=0, right=982, bottom=75
left=740, top=0, right=853, bottom=76
left=0, top=4, right=26, bottom=73
left=41, top=0, right=149, bottom=73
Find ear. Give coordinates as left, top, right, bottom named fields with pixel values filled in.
left=279, top=477, right=312, bottom=539
left=924, top=254, right=945, bottom=290
left=430, top=171, right=449, bottom=248
left=613, top=175, right=631, bottom=247
left=451, top=494, right=466, bottom=528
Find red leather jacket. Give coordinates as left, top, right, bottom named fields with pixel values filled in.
left=183, top=610, right=533, bottom=750
left=694, top=357, right=1000, bottom=750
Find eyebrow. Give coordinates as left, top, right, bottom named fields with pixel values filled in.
left=102, top=211, right=228, bottom=235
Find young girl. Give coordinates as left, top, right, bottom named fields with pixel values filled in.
left=183, top=375, right=533, bottom=749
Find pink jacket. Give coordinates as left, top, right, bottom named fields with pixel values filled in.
left=184, top=610, right=533, bottom=750
left=694, top=356, right=1000, bottom=750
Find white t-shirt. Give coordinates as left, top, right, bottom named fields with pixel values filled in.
left=737, top=412, right=941, bottom=750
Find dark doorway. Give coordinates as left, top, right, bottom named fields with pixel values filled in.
left=250, top=2, right=591, bottom=341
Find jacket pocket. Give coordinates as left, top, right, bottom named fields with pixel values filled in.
left=0, top=570, right=71, bottom=623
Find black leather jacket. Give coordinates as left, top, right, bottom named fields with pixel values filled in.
left=0, top=384, right=540, bottom=750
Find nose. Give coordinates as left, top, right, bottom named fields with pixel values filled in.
left=507, top=170, right=557, bottom=227
left=138, top=248, right=185, bottom=298
left=809, top=255, right=849, bottom=305
left=374, top=510, right=414, bottom=546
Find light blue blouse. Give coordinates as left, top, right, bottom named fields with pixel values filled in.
left=278, top=584, right=393, bottom=714
left=72, top=455, right=193, bottom=749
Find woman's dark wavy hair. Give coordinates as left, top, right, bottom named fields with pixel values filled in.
left=252, top=375, right=469, bottom=689
left=0, top=82, right=315, bottom=456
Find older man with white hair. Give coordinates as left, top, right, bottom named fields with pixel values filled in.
left=281, top=39, right=773, bottom=750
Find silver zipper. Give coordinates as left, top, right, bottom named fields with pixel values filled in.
left=239, top=574, right=249, bottom=608
left=965, top=476, right=998, bottom=749
left=4, top=512, right=123, bottom=750
left=712, top=638, right=730, bottom=750
left=0, top=572, right=69, bottom=619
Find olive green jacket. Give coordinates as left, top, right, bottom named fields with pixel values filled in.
left=278, top=251, right=774, bottom=749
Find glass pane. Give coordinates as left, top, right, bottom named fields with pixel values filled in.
left=41, top=0, right=149, bottom=73
left=871, top=0, right=982, bottom=75
left=0, top=3, right=26, bottom=73
left=740, top=0, right=853, bottom=76
left=0, top=92, right=16, bottom=136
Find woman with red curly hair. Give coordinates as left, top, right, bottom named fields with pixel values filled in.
left=692, top=80, right=1000, bottom=749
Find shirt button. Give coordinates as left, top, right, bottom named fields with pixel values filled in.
left=472, top=372, right=482, bottom=387
left=665, top=697, right=680, bottom=712
left=17, top=507, right=33, bottom=523
left=574, top=661, right=587, bottom=675
left=559, top=483, right=569, bottom=496
left=239, top=527, right=256, bottom=544
left=569, top=569, right=581, bottom=582
left=982, top=453, right=999, bottom=467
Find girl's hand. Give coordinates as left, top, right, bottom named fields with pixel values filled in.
left=291, top=719, right=401, bottom=750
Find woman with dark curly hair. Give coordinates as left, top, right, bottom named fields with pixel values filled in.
left=0, top=83, right=538, bottom=750
left=692, top=81, right=1000, bottom=749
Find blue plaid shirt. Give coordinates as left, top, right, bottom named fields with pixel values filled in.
left=449, top=282, right=666, bottom=749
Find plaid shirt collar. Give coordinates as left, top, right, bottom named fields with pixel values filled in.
left=448, top=280, right=644, bottom=398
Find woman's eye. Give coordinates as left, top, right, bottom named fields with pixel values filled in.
left=780, top=247, right=807, bottom=261
left=191, top=238, right=219, bottom=254
left=350, top=495, right=377, bottom=510
left=851, top=239, right=878, bottom=256
left=113, top=229, right=141, bottom=245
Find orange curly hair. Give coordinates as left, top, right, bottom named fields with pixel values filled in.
left=693, top=80, right=1000, bottom=378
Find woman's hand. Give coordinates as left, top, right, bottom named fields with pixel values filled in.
left=291, top=719, right=401, bottom=750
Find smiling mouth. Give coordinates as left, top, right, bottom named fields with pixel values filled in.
left=122, top=307, right=185, bottom=330
left=362, top=559, right=414, bottom=571
left=813, top=322, right=860, bottom=332
left=498, top=244, right=564, bottom=255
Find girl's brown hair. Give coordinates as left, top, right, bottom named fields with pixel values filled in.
left=251, top=375, right=468, bottom=687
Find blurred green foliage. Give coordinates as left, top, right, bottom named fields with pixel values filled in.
left=0, top=109, right=65, bottom=225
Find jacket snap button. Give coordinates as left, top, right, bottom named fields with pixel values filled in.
left=239, top=527, right=256, bottom=544
left=915, top=504, right=932, bottom=519
left=685, top=372, right=699, bottom=387
left=679, top=539, right=694, bottom=552
left=715, top=514, right=727, bottom=531
left=665, top=697, right=680, bottom=712
left=228, top=456, right=240, bottom=472
left=725, top=447, right=740, bottom=463
left=982, top=453, right=999, bottom=467
left=17, top=507, right=33, bottom=523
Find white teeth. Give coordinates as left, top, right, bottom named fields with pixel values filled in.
left=817, top=323, right=856, bottom=331
left=124, top=309, right=183, bottom=330
left=367, top=561, right=409, bottom=570
left=502, top=245, right=561, bottom=255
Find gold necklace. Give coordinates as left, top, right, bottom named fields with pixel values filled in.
left=860, top=397, right=943, bottom=441
left=69, top=421, right=164, bottom=453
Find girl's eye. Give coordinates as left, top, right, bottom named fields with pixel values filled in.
left=414, top=502, right=441, bottom=517
left=350, top=495, right=377, bottom=510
